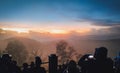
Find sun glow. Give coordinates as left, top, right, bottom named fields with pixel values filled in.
left=76, top=29, right=91, bottom=34
left=2, top=28, right=29, bottom=33
left=50, top=29, right=68, bottom=34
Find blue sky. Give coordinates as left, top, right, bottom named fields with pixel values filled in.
left=0, top=0, right=120, bottom=37
left=0, top=0, right=120, bottom=23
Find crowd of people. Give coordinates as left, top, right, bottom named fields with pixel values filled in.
left=0, top=54, right=46, bottom=73
left=0, top=47, right=120, bottom=73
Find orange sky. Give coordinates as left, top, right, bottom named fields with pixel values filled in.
left=0, top=21, right=111, bottom=35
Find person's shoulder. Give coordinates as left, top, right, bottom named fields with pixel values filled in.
left=106, top=57, right=113, bottom=63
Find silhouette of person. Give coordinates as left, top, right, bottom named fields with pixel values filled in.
left=66, top=60, right=80, bottom=73
left=78, top=54, right=95, bottom=73
left=22, top=63, right=29, bottom=73
left=29, top=62, right=35, bottom=73
left=1, top=54, right=12, bottom=73
left=94, top=47, right=114, bottom=73
left=33, top=56, right=46, bottom=73
left=78, top=47, right=114, bottom=73
left=115, top=52, right=120, bottom=73
left=11, top=60, right=21, bottom=73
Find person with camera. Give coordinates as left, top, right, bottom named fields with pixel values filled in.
left=78, top=47, right=114, bottom=73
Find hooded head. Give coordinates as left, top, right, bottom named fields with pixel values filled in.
left=94, top=47, right=108, bottom=60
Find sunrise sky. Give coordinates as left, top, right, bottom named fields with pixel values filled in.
left=0, top=0, right=120, bottom=37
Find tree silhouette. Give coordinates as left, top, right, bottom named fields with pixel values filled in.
left=29, top=48, right=44, bottom=62
left=56, top=40, right=81, bottom=64
left=56, top=40, right=68, bottom=64
left=5, top=40, right=28, bottom=65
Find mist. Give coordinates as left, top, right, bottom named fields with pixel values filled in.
left=0, top=30, right=119, bottom=64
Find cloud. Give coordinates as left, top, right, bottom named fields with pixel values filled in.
left=89, top=25, right=120, bottom=39
left=88, top=19, right=120, bottom=26
left=75, top=0, right=120, bottom=26
left=108, top=25, right=120, bottom=35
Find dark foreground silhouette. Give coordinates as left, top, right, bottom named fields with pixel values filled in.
left=0, top=47, right=120, bottom=73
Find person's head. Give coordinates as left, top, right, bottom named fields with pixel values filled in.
left=30, top=62, right=35, bottom=68
left=94, top=47, right=108, bottom=60
left=68, top=60, right=76, bottom=68
left=2, top=54, right=12, bottom=62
